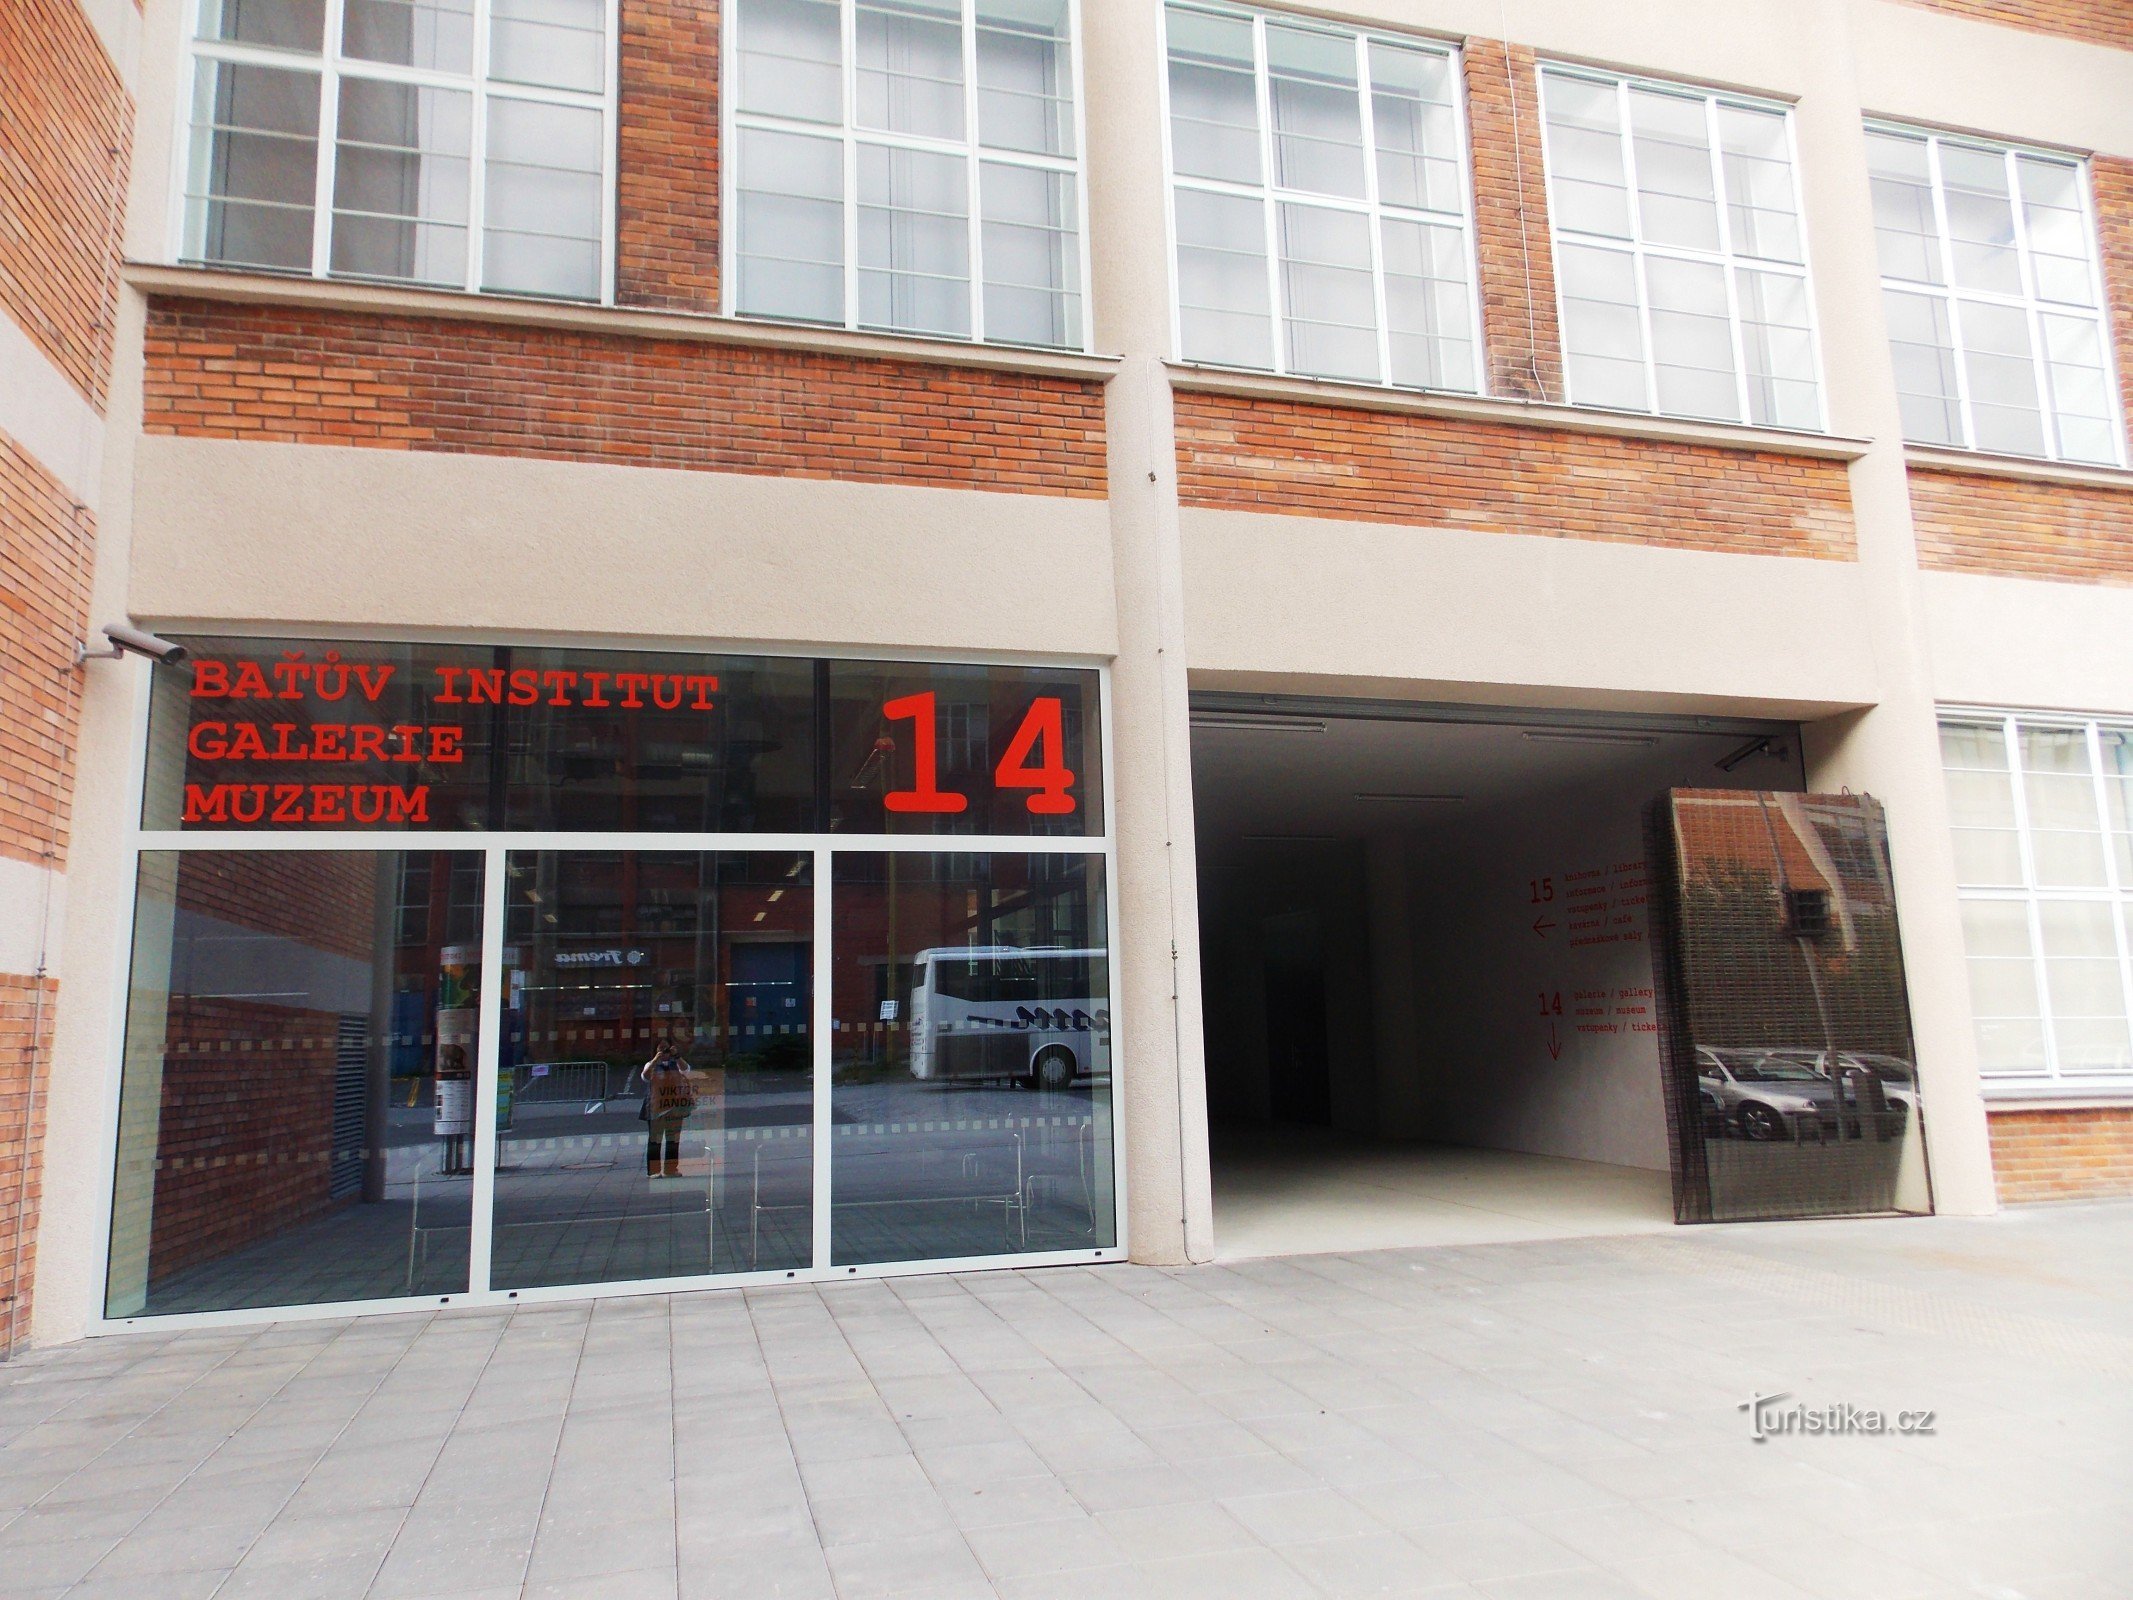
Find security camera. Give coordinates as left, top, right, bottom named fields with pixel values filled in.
left=81, top=624, right=190, bottom=666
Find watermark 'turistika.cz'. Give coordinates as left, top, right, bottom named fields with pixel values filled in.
left=1740, top=1392, right=1938, bottom=1442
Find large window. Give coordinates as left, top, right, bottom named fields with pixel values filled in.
left=108, top=638, right=1118, bottom=1323
left=1867, top=127, right=2122, bottom=465
left=1940, top=714, right=2133, bottom=1089
left=178, top=0, right=615, bottom=300
left=1539, top=65, right=1821, bottom=429
left=726, top=0, right=1086, bottom=349
left=1161, top=2, right=1481, bottom=392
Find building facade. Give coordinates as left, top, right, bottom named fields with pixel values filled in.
left=4, top=0, right=2131, bottom=1348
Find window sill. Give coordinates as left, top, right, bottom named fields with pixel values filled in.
left=1165, top=362, right=1871, bottom=461
left=124, top=263, right=1123, bottom=382
left=1981, top=1087, right=2133, bottom=1111
left=1905, top=445, right=2133, bottom=492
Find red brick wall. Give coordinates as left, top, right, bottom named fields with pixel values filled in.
left=617, top=0, right=721, bottom=312
left=1173, top=391, right=1858, bottom=558
left=142, top=298, right=1109, bottom=497
left=1988, top=1106, right=2133, bottom=1204
left=0, top=976, right=56, bottom=1354
left=1909, top=470, right=2133, bottom=585
left=0, top=431, right=94, bottom=871
left=1892, top=0, right=2133, bottom=52
left=0, top=0, right=131, bottom=408
left=1462, top=39, right=1563, bottom=404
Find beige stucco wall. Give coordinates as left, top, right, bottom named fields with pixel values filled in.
left=127, top=438, right=1120, bottom=660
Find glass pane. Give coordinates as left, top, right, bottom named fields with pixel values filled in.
left=1883, top=288, right=1961, bottom=446
left=1382, top=217, right=1475, bottom=392
left=2021, top=723, right=2106, bottom=886
left=977, top=0, right=1073, bottom=157
left=342, top=0, right=473, bottom=71
left=1175, top=185, right=1272, bottom=369
left=1166, top=4, right=1260, bottom=186
left=2038, top=901, right=2132, bottom=1074
left=830, top=853, right=1114, bottom=1266
left=490, top=0, right=606, bottom=93
left=1370, top=42, right=1460, bottom=216
left=857, top=142, right=970, bottom=339
left=144, top=638, right=821, bottom=835
left=1266, top=22, right=1364, bottom=200
left=824, top=661, right=1104, bottom=837
left=2016, top=155, right=2095, bottom=307
left=1279, top=201, right=1377, bottom=383
left=1959, top=898, right=2045, bottom=1075
left=331, top=78, right=471, bottom=288
left=1629, top=86, right=1719, bottom=252
left=1865, top=129, right=1940, bottom=286
left=1647, top=254, right=1737, bottom=421
left=736, top=0, right=843, bottom=125
left=981, top=162, right=1080, bottom=349
left=109, top=850, right=482, bottom=1316
left=1718, top=104, right=1800, bottom=263
left=1541, top=71, right=1630, bottom=238
left=482, top=96, right=604, bottom=300
left=1940, top=142, right=2021, bottom=296
left=2104, top=729, right=2133, bottom=880
left=199, top=0, right=325, bottom=51
left=857, top=0, right=965, bottom=141
left=491, top=852, right=814, bottom=1288
left=736, top=127, right=844, bottom=324
left=1957, top=298, right=2045, bottom=457
left=1737, top=268, right=1817, bottom=429
left=1558, top=242, right=1647, bottom=410
left=184, top=61, right=321, bottom=272
left=2040, top=312, right=2118, bottom=466
left=1944, top=763, right=2023, bottom=886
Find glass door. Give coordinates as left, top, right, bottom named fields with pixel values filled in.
left=488, top=850, right=814, bottom=1289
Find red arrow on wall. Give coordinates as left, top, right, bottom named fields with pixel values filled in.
left=1532, top=915, right=1557, bottom=939
left=1546, top=1022, right=1562, bottom=1061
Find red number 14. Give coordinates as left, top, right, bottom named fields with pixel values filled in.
left=881, top=693, right=1076, bottom=817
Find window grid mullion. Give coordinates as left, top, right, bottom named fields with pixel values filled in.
left=2000, top=144, right=2063, bottom=461
left=2002, top=715, right=2063, bottom=1082
left=842, top=0, right=860, bottom=331
left=313, top=0, right=346, bottom=280
left=1702, top=94, right=1753, bottom=425
left=1611, top=77, right=1661, bottom=416
left=2086, top=721, right=2133, bottom=1077
left=961, top=0, right=983, bottom=345
left=1251, top=14, right=1284, bottom=377
left=467, top=0, right=494, bottom=294
left=1352, top=32, right=1393, bottom=386
left=1921, top=135, right=1979, bottom=452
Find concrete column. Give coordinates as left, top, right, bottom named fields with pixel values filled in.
left=1787, top=0, right=1997, bottom=1215
left=1083, top=1, right=1213, bottom=1263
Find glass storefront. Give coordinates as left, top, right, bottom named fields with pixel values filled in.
left=107, top=638, right=1117, bottom=1321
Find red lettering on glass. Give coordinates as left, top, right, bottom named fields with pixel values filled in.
left=881, top=692, right=968, bottom=814
left=994, top=698, right=1076, bottom=815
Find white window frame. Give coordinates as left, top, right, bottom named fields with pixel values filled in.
left=1536, top=62, right=1828, bottom=431
left=719, top=0, right=1094, bottom=352
left=1942, top=708, right=2133, bottom=1094
left=1867, top=122, right=2126, bottom=467
left=1156, top=0, right=1487, bottom=395
left=89, top=636, right=1128, bottom=1335
left=169, top=0, right=621, bottom=303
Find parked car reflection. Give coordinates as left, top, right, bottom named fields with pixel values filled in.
left=1696, top=1047, right=1913, bottom=1141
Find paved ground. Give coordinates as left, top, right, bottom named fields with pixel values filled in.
left=2, top=1203, right=2129, bottom=1600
